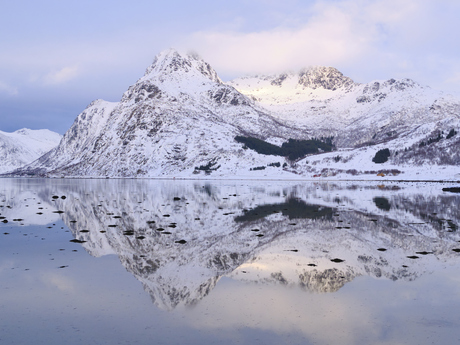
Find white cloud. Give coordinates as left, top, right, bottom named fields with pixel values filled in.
left=182, top=0, right=460, bottom=90
left=0, top=81, right=18, bottom=95
left=43, top=65, right=80, bottom=85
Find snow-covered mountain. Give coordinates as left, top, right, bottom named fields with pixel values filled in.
left=229, top=70, right=460, bottom=147
left=8, top=49, right=460, bottom=179
left=0, top=128, right=61, bottom=174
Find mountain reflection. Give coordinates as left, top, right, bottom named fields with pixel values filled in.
left=235, top=198, right=335, bottom=222
left=1, top=178, right=459, bottom=310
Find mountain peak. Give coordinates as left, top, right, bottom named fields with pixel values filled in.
left=143, top=48, right=221, bottom=84
left=298, top=66, right=356, bottom=90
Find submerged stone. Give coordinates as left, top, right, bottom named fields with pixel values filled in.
left=331, top=258, right=345, bottom=263
left=70, top=239, right=86, bottom=243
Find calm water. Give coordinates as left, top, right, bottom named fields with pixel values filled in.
left=1, top=178, right=460, bottom=345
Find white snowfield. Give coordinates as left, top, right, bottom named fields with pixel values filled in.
left=8, top=49, right=460, bottom=180
left=0, top=128, right=61, bottom=174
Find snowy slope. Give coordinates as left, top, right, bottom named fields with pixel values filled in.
left=0, top=128, right=61, bottom=173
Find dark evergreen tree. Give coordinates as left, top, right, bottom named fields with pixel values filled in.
left=372, top=148, right=390, bottom=163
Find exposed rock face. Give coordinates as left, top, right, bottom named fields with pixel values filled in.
left=297, top=66, right=355, bottom=90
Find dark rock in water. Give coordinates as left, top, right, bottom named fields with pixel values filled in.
left=175, top=239, right=187, bottom=244
left=443, top=187, right=460, bottom=193
left=69, top=239, right=86, bottom=243
left=407, top=255, right=420, bottom=259
left=416, top=251, right=433, bottom=255
left=377, top=248, right=387, bottom=252
left=330, top=258, right=344, bottom=263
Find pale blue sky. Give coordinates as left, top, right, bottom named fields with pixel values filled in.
left=1, top=0, right=459, bottom=134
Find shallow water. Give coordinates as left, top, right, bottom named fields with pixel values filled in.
left=1, top=178, right=460, bottom=345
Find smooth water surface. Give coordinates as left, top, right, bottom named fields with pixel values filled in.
left=1, top=178, right=460, bottom=345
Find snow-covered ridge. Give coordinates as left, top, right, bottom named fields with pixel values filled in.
left=0, top=128, right=61, bottom=174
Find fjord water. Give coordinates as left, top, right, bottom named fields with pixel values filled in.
left=1, top=178, right=459, bottom=345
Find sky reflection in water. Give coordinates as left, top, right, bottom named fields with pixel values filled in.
left=0, top=178, right=459, bottom=345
